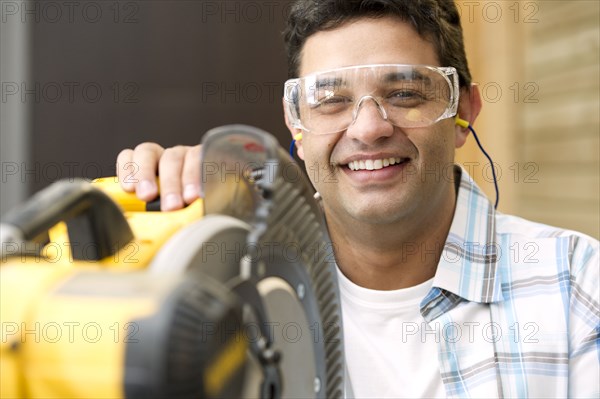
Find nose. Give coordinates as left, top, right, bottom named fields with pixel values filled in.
left=346, top=96, right=394, bottom=144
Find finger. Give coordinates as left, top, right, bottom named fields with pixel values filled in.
left=116, top=149, right=135, bottom=192
left=181, top=145, right=202, bottom=204
left=158, top=146, right=188, bottom=211
left=131, top=142, right=164, bottom=201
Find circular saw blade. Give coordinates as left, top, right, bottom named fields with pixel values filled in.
left=241, top=277, right=317, bottom=399
left=152, top=125, right=345, bottom=398
left=149, top=214, right=344, bottom=398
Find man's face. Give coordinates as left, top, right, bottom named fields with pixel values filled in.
left=291, top=16, right=465, bottom=226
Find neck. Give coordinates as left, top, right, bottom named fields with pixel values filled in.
left=325, top=182, right=457, bottom=290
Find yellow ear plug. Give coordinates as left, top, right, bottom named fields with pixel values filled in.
left=289, top=133, right=303, bottom=157
left=455, top=115, right=470, bottom=129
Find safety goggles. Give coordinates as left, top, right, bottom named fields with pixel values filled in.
left=284, top=64, right=459, bottom=135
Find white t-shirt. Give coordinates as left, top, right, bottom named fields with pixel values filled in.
left=337, top=268, right=445, bottom=398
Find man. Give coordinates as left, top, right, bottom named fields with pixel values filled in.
left=116, top=1, right=599, bottom=397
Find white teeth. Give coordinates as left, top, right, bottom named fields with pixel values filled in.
left=347, top=157, right=403, bottom=171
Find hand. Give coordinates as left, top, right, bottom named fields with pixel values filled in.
left=116, top=143, right=202, bottom=211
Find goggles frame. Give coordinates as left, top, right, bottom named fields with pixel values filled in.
left=284, top=64, right=460, bottom=135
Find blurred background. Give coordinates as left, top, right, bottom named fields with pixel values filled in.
left=1, top=0, right=598, bottom=239
left=457, top=0, right=599, bottom=238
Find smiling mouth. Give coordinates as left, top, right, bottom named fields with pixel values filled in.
left=347, top=157, right=408, bottom=171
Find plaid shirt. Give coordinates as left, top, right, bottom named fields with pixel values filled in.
left=421, top=167, right=600, bottom=398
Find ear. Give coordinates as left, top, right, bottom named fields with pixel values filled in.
left=282, top=97, right=305, bottom=160
left=455, top=84, right=482, bottom=148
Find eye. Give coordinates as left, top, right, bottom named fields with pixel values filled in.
left=387, top=90, right=427, bottom=107
left=320, top=95, right=351, bottom=105
left=310, top=95, right=352, bottom=113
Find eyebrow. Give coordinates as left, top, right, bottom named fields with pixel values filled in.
left=313, top=72, right=433, bottom=88
left=383, top=71, right=432, bottom=84
left=313, top=77, right=345, bottom=89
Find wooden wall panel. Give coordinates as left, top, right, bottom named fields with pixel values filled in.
left=460, top=0, right=599, bottom=238
left=521, top=0, right=599, bottom=238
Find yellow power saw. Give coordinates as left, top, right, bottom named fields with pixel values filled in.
left=0, top=125, right=345, bottom=398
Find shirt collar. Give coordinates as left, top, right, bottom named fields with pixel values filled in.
left=430, top=165, right=504, bottom=304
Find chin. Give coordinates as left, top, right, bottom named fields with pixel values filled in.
left=343, top=198, right=418, bottom=226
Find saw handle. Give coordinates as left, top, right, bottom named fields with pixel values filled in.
left=92, top=177, right=163, bottom=212
left=2, top=179, right=133, bottom=260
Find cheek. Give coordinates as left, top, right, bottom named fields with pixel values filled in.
left=410, top=126, right=455, bottom=164
left=301, top=138, right=337, bottom=188
left=303, top=138, right=334, bottom=163
left=301, top=140, right=315, bottom=166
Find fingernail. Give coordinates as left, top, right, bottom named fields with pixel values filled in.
left=183, top=184, right=199, bottom=202
left=137, top=180, right=156, bottom=199
left=162, top=193, right=183, bottom=211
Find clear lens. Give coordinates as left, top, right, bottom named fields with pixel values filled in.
left=284, top=64, right=459, bottom=135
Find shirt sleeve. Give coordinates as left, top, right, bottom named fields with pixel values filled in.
left=567, top=234, right=600, bottom=398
